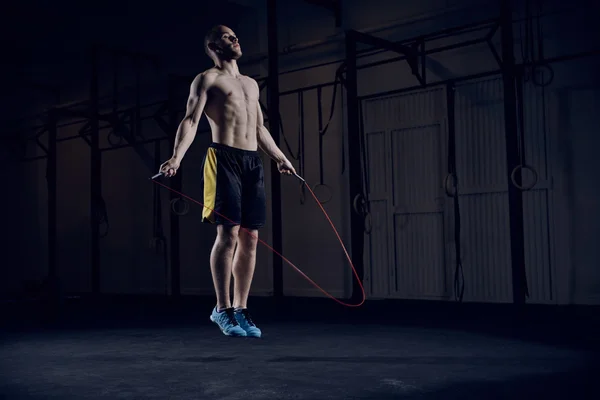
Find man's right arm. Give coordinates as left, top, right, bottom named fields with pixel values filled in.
left=171, top=73, right=209, bottom=162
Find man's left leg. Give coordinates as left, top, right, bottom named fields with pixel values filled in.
left=232, top=228, right=258, bottom=309
left=233, top=151, right=266, bottom=338
left=231, top=229, right=262, bottom=337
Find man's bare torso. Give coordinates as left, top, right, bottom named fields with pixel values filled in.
left=201, top=68, right=260, bottom=151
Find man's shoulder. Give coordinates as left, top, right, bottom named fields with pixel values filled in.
left=189, top=69, right=219, bottom=92
left=240, top=74, right=259, bottom=87
left=198, top=69, right=220, bottom=82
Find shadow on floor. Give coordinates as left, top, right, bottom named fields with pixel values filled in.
left=2, top=294, right=599, bottom=353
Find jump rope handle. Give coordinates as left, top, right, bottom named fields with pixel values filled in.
left=293, top=172, right=305, bottom=183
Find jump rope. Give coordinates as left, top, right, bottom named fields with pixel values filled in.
left=150, top=170, right=366, bottom=307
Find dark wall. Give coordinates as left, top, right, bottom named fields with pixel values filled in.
left=1, top=0, right=257, bottom=123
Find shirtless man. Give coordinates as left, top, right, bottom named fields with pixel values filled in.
left=159, top=25, right=295, bottom=338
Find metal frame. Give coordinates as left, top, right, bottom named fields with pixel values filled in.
left=345, top=33, right=363, bottom=303
left=499, top=0, right=527, bottom=305
left=343, top=4, right=599, bottom=304
left=167, top=75, right=184, bottom=297
left=47, top=110, right=58, bottom=289
left=90, top=45, right=101, bottom=295
left=342, top=15, right=503, bottom=303
left=5, top=3, right=599, bottom=303
left=12, top=44, right=177, bottom=297
left=259, top=14, right=502, bottom=302
left=267, top=0, right=284, bottom=298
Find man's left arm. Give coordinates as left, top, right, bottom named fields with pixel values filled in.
left=256, top=100, right=296, bottom=174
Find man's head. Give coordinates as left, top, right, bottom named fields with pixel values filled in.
left=204, top=25, right=242, bottom=63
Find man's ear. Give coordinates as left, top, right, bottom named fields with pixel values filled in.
left=208, top=42, right=220, bottom=53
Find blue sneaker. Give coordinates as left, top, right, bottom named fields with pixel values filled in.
left=234, top=308, right=262, bottom=338
left=210, top=307, right=247, bottom=337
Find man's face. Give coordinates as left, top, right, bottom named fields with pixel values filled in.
left=212, top=28, right=242, bottom=60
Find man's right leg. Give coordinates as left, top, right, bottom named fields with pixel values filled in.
left=209, top=224, right=247, bottom=337
left=201, top=143, right=247, bottom=336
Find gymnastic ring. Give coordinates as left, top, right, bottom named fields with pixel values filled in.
left=444, top=173, right=457, bottom=198
left=510, top=164, right=539, bottom=191
left=353, top=193, right=365, bottom=215
left=531, top=63, right=554, bottom=87
left=170, top=197, right=190, bottom=216
left=107, top=130, right=124, bottom=147
left=364, top=213, right=372, bottom=234
left=312, top=183, right=333, bottom=204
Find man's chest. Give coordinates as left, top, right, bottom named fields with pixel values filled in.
left=210, top=77, right=259, bottom=102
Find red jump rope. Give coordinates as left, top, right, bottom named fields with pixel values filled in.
left=150, top=170, right=366, bottom=307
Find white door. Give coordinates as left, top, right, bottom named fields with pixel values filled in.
left=361, top=87, right=451, bottom=300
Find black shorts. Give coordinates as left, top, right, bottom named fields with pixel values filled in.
left=200, top=143, right=266, bottom=229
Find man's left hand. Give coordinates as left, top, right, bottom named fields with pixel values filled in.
left=277, top=158, right=296, bottom=175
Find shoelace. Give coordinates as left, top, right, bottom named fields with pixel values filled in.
left=223, top=308, right=239, bottom=326
left=237, top=309, right=255, bottom=326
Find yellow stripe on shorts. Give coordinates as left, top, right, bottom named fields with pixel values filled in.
left=202, top=147, right=217, bottom=223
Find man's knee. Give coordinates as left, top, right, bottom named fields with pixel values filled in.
left=238, top=229, right=259, bottom=252
left=216, top=225, right=240, bottom=249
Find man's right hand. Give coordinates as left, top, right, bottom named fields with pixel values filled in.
left=159, top=157, right=180, bottom=177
